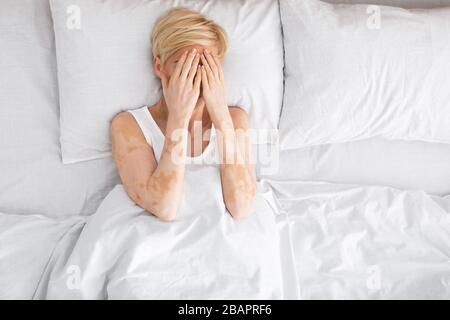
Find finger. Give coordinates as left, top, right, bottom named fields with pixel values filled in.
left=212, top=53, right=224, bottom=81
left=194, top=65, right=202, bottom=92
left=204, top=49, right=219, bottom=77
left=187, top=53, right=200, bottom=84
left=173, top=50, right=188, bottom=79
left=200, top=54, right=213, bottom=76
left=181, top=49, right=197, bottom=79
left=201, top=65, right=209, bottom=89
left=200, top=54, right=214, bottom=85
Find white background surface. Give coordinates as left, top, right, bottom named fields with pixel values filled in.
left=1, top=0, right=450, bottom=300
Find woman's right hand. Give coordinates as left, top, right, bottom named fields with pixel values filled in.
left=160, top=48, right=201, bottom=122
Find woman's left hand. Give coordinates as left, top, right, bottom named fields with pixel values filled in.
left=200, top=50, right=230, bottom=126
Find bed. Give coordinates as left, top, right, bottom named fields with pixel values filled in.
left=1, top=0, right=449, bottom=299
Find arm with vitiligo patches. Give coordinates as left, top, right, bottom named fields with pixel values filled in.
left=199, top=49, right=257, bottom=219
left=110, top=112, right=190, bottom=221
left=111, top=49, right=201, bottom=221
left=215, top=111, right=257, bottom=219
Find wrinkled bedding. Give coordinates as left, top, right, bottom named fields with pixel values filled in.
left=11, top=181, right=445, bottom=299
left=1, top=0, right=450, bottom=300
left=270, top=180, right=450, bottom=299
left=0, top=213, right=85, bottom=299
left=34, top=183, right=284, bottom=299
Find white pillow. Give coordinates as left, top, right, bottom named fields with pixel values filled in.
left=279, top=0, right=450, bottom=150
left=50, top=0, right=284, bottom=164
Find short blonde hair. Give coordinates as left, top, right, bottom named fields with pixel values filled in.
left=151, top=8, right=228, bottom=66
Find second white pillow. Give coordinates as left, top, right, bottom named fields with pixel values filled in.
left=279, top=0, right=450, bottom=149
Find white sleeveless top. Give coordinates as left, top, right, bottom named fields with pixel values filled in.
left=127, top=106, right=225, bottom=219
left=127, top=106, right=220, bottom=165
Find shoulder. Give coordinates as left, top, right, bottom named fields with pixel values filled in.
left=111, top=111, right=140, bottom=134
left=111, top=111, right=134, bottom=129
left=110, top=111, right=145, bottom=142
left=228, top=106, right=250, bottom=129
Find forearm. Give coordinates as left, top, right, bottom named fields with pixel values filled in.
left=144, top=113, right=190, bottom=220
left=216, top=115, right=257, bottom=219
left=198, top=49, right=256, bottom=218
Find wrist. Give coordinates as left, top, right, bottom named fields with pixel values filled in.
left=217, top=129, right=238, bottom=165
left=210, top=106, right=232, bottom=128
left=214, top=114, right=234, bottom=132
left=167, top=111, right=190, bottom=129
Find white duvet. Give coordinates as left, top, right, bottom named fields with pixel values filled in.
left=17, top=180, right=448, bottom=300
left=35, top=183, right=283, bottom=299
left=270, top=181, right=450, bottom=299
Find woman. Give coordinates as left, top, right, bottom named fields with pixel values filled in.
left=111, top=8, right=256, bottom=221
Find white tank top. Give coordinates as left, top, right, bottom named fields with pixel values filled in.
left=127, top=106, right=225, bottom=219
left=127, top=105, right=220, bottom=164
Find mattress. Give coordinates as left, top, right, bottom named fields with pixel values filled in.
left=0, top=0, right=449, bottom=299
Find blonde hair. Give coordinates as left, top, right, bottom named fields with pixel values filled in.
left=151, top=8, right=228, bottom=66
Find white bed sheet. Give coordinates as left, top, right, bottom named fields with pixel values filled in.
left=29, top=180, right=450, bottom=299
left=268, top=179, right=450, bottom=299
left=0, top=0, right=450, bottom=299
left=265, top=138, right=450, bottom=197
left=0, top=212, right=85, bottom=299
left=36, top=183, right=285, bottom=299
